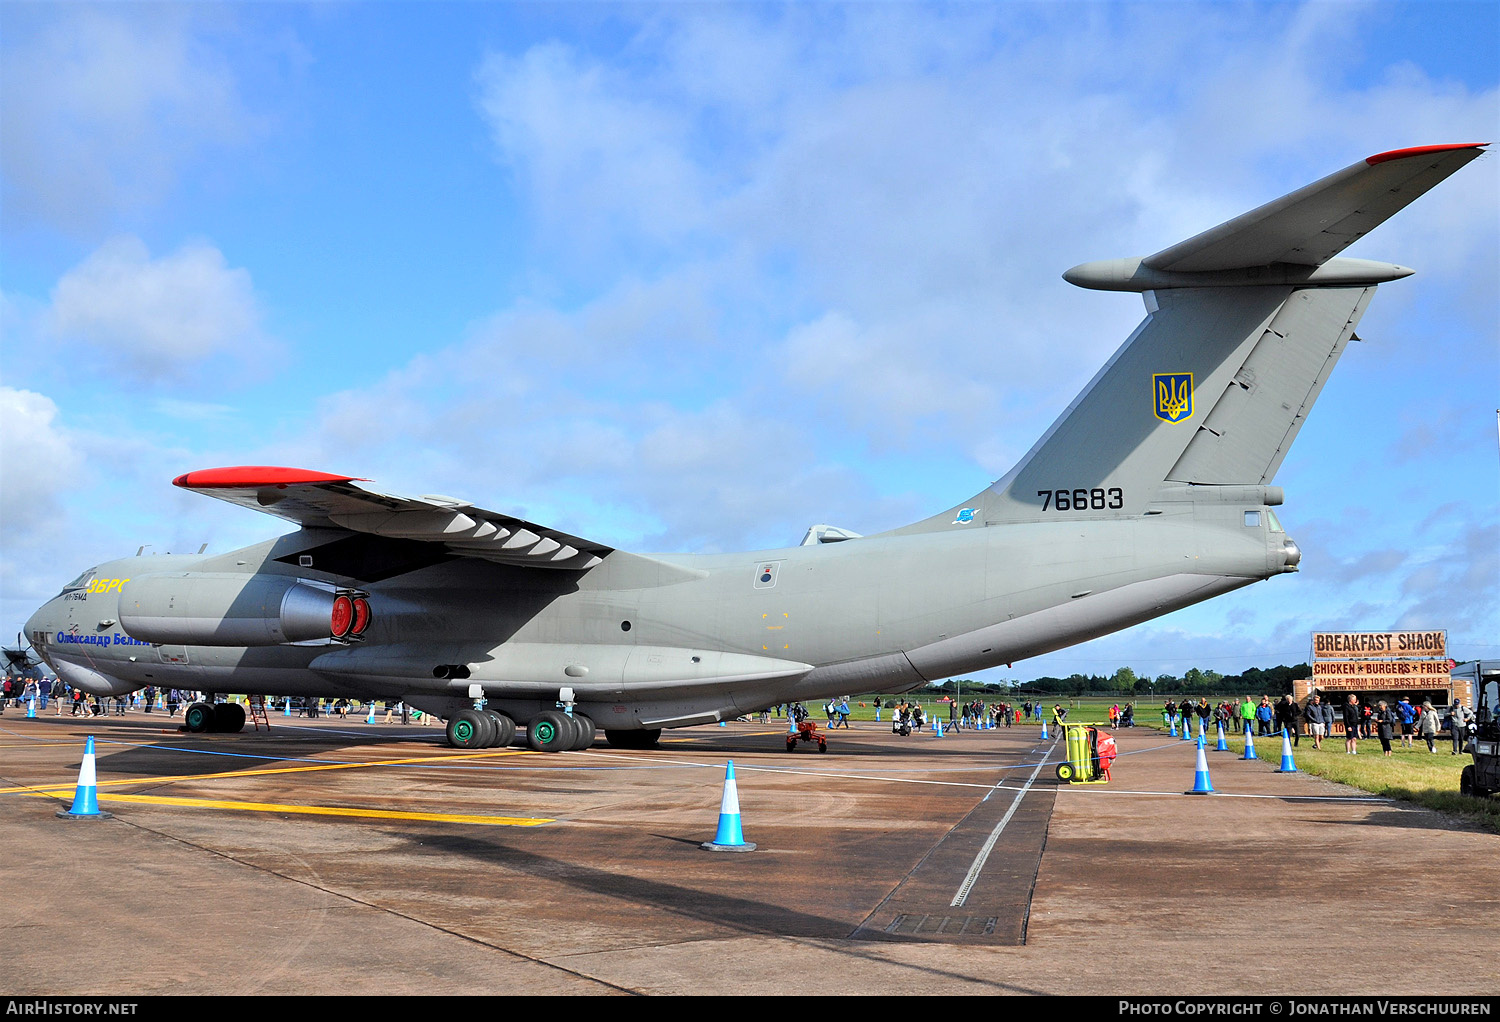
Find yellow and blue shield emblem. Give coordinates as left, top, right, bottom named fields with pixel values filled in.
left=1153, top=372, right=1193, bottom=423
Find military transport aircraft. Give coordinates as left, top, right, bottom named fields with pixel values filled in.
left=25, top=143, right=1486, bottom=752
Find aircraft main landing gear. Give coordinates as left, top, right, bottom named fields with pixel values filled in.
left=447, top=708, right=516, bottom=750
left=604, top=728, right=661, bottom=750
left=527, top=710, right=574, bottom=752
left=183, top=701, right=246, bottom=734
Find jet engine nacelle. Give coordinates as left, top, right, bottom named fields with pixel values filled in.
left=119, top=573, right=370, bottom=646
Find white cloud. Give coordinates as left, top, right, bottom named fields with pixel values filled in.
left=8, top=5, right=1493, bottom=672
left=48, top=236, right=266, bottom=377
left=0, top=7, right=258, bottom=231
left=474, top=42, right=713, bottom=259
left=468, top=5, right=1496, bottom=487
left=0, top=387, right=83, bottom=538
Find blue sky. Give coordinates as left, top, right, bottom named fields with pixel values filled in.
left=2, top=1, right=1496, bottom=683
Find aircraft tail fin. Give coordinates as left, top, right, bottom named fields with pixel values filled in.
left=896, top=144, right=1484, bottom=532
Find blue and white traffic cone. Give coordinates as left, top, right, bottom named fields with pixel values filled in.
left=284, top=698, right=292, bottom=717
left=1242, top=727, right=1259, bottom=761
left=787, top=716, right=797, bottom=735
left=1185, top=738, right=1216, bottom=795
left=57, top=736, right=112, bottom=820
left=1276, top=728, right=1299, bottom=773
left=26, top=698, right=37, bottom=719
left=365, top=704, right=376, bottom=724
left=1215, top=720, right=1229, bottom=752
left=1168, top=715, right=1178, bottom=737
left=718, top=720, right=727, bottom=727
left=701, top=760, right=755, bottom=852
left=1040, top=718, right=1049, bottom=740
left=934, top=718, right=944, bottom=737
left=1180, top=716, right=1193, bottom=741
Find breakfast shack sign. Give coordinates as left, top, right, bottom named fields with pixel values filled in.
left=1308, top=631, right=1452, bottom=692
left=1312, top=631, right=1446, bottom=659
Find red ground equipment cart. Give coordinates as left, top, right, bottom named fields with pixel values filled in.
left=786, top=719, right=828, bottom=753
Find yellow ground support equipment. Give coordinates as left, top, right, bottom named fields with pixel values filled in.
left=1055, top=723, right=1115, bottom=784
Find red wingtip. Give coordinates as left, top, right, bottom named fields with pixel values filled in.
left=173, top=467, right=362, bottom=489
left=1366, top=143, right=1487, bottom=166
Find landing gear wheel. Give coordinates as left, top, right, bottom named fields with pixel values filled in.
left=213, top=702, right=246, bottom=733
left=528, top=710, right=574, bottom=752
left=474, top=710, right=498, bottom=748
left=569, top=714, right=596, bottom=750
left=447, top=709, right=488, bottom=750
left=184, top=702, right=213, bottom=733
left=1056, top=762, right=1076, bottom=782
left=485, top=711, right=516, bottom=748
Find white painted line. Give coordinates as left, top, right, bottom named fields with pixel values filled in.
left=951, top=754, right=1051, bottom=907
left=1051, top=786, right=1388, bottom=802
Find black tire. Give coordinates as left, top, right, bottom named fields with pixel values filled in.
left=528, top=710, right=573, bottom=752
left=1056, top=763, right=1076, bottom=782
left=474, top=710, right=498, bottom=748
left=211, top=702, right=246, bottom=733
left=447, top=709, right=487, bottom=750
left=569, top=714, right=596, bottom=750
left=605, top=728, right=638, bottom=749
left=1460, top=765, right=1489, bottom=798
left=184, top=702, right=214, bottom=733
left=818, top=741, right=827, bottom=753
left=605, top=727, right=663, bottom=750
left=485, top=711, right=516, bottom=748
left=786, top=739, right=796, bottom=752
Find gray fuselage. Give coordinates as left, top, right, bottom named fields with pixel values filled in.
left=27, top=494, right=1291, bottom=729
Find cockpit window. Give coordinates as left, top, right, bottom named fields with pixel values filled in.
left=1266, top=509, right=1284, bottom=533
left=60, top=568, right=98, bottom=594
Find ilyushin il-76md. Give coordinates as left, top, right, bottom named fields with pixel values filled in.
left=25, top=143, right=1486, bottom=752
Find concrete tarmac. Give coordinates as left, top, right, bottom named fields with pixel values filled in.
left=2, top=710, right=1495, bottom=995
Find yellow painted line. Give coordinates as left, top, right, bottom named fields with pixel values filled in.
left=0, top=742, right=89, bottom=749
left=0, top=747, right=537, bottom=796
left=23, top=790, right=552, bottom=826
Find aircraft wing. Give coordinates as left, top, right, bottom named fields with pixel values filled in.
left=174, top=466, right=610, bottom=570
left=1143, top=143, right=1487, bottom=272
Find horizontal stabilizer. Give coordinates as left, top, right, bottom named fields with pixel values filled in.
left=1147, top=144, right=1485, bottom=271
left=1066, top=144, right=1485, bottom=291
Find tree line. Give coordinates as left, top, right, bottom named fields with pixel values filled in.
left=930, top=663, right=1312, bottom=698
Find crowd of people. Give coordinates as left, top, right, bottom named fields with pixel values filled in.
left=0, top=675, right=201, bottom=718
left=4, top=672, right=1481, bottom=761
left=0, top=677, right=440, bottom=727
left=1160, top=692, right=1478, bottom=758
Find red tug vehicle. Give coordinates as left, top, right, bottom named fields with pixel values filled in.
left=786, top=719, right=828, bottom=753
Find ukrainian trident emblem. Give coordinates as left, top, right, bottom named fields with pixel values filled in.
left=1153, top=372, right=1193, bottom=423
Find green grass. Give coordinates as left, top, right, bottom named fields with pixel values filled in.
left=819, top=697, right=1500, bottom=834
left=826, top=694, right=1128, bottom=725
left=1205, top=727, right=1500, bottom=834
